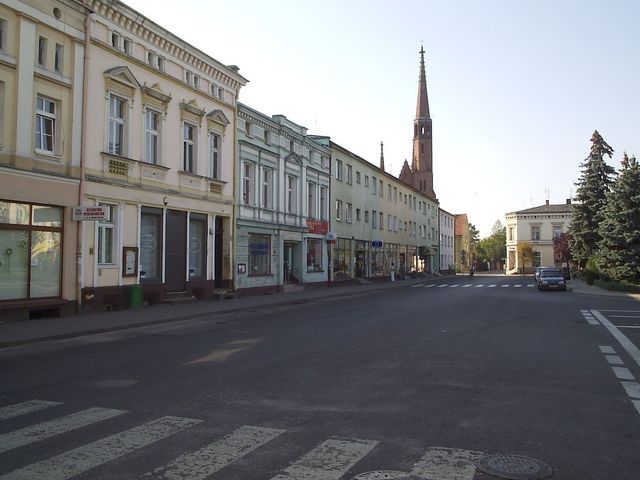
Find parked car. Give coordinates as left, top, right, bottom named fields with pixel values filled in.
left=536, top=269, right=567, bottom=291
left=534, top=266, right=556, bottom=282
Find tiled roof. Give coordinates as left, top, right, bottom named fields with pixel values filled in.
left=454, top=214, right=469, bottom=236
left=507, top=203, right=574, bottom=215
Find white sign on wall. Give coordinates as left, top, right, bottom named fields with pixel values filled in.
left=72, top=206, right=108, bottom=221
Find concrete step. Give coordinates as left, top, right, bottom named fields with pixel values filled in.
left=163, top=292, right=197, bottom=305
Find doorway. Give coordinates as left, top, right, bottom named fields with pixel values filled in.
left=214, top=216, right=224, bottom=288
left=284, top=241, right=299, bottom=284
left=165, top=210, right=187, bottom=292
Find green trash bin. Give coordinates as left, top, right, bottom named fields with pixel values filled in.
left=127, top=284, right=143, bottom=309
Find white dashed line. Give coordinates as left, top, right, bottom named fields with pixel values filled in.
left=605, top=355, right=624, bottom=365
left=437, top=284, right=448, bottom=288
left=410, top=284, right=424, bottom=288
left=449, top=285, right=459, bottom=288
left=599, top=346, right=616, bottom=354
left=592, top=310, right=640, bottom=368
left=612, top=366, right=636, bottom=380
left=474, top=284, right=484, bottom=288
left=424, top=284, right=436, bottom=288
left=621, top=382, right=640, bottom=399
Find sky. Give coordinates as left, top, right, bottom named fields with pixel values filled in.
left=125, top=0, right=640, bottom=237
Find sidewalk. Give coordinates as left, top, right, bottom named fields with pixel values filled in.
left=567, top=277, right=640, bottom=301
left=0, top=276, right=430, bottom=349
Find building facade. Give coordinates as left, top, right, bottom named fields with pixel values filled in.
left=235, top=105, right=331, bottom=293
left=439, top=208, right=455, bottom=273
left=0, top=0, right=90, bottom=319
left=319, top=139, right=439, bottom=280
left=78, top=0, right=246, bottom=311
left=505, top=200, right=573, bottom=274
left=454, top=214, right=472, bottom=273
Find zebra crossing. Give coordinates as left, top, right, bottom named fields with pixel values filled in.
left=411, top=282, right=536, bottom=289
left=0, top=398, right=485, bottom=480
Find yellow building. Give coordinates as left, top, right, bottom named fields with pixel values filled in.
left=454, top=214, right=472, bottom=273
left=0, top=0, right=89, bottom=319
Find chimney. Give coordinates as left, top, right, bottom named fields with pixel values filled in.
left=545, top=200, right=549, bottom=206
left=566, top=198, right=572, bottom=205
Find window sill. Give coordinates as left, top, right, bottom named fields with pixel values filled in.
left=248, top=273, right=273, bottom=278
left=34, top=149, right=61, bottom=161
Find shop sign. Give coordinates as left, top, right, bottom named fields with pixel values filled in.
left=72, top=206, right=108, bottom=221
left=372, top=240, right=383, bottom=248
left=307, top=220, right=329, bottom=235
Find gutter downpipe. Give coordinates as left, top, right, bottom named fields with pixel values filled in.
left=76, top=12, right=93, bottom=313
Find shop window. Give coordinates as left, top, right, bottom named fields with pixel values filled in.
left=248, top=233, right=270, bottom=276
left=97, top=204, right=116, bottom=264
left=188, top=214, right=207, bottom=279
left=140, top=207, right=163, bottom=282
left=0, top=201, right=62, bottom=300
left=306, top=238, right=323, bottom=272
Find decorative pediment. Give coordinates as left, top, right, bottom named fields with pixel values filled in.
left=285, top=152, right=303, bottom=166
left=180, top=99, right=206, bottom=125
left=141, top=83, right=172, bottom=104
left=104, top=66, right=140, bottom=98
left=206, top=109, right=230, bottom=127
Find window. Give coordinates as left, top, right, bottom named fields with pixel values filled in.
left=35, top=96, right=56, bottom=153
left=552, top=226, right=562, bottom=237
left=144, top=109, right=160, bottom=164
left=364, top=175, right=369, bottom=188
left=209, top=132, right=220, bottom=179
left=508, top=226, right=514, bottom=241
left=308, top=182, right=317, bottom=219
left=54, top=44, right=63, bottom=73
left=364, top=210, right=369, bottom=223
left=379, top=212, right=384, bottom=230
left=262, top=168, right=273, bottom=209
left=183, top=122, right=196, bottom=172
left=356, top=208, right=361, bottom=222
left=287, top=175, right=297, bottom=214
left=38, top=36, right=47, bottom=66
left=388, top=215, right=392, bottom=231
left=346, top=203, right=353, bottom=223
left=531, top=225, right=540, bottom=241
left=372, top=210, right=377, bottom=229
left=336, top=159, right=343, bottom=181
left=356, top=171, right=361, bottom=184
left=111, top=32, right=120, bottom=49
left=248, top=233, right=271, bottom=276
left=346, top=164, right=353, bottom=184
left=320, top=186, right=328, bottom=220
left=97, top=204, right=116, bottom=264
left=387, top=184, right=392, bottom=201
left=140, top=207, right=163, bottom=282
left=394, top=187, right=398, bottom=203
left=188, top=214, right=207, bottom=279
left=306, top=238, right=323, bottom=272
left=372, top=176, right=377, bottom=195
left=0, top=18, right=7, bottom=51
left=122, top=38, right=131, bottom=54
left=108, top=95, right=125, bottom=156
left=532, top=251, right=541, bottom=268
left=243, top=162, right=255, bottom=205
left=335, top=200, right=342, bottom=221
left=379, top=180, right=383, bottom=197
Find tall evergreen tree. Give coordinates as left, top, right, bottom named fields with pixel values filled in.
left=597, top=154, right=640, bottom=283
left=569, top=130, right=616, bottom=267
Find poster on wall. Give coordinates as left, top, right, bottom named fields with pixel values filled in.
left=123, top=247, right=138, bottom=277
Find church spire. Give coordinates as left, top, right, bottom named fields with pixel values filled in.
left=416, top=45, right=430, bottom=120
left=380, top=141, right=385, bottom=171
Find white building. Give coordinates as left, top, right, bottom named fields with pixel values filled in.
left=439, top=208, right=455, bottom=273
left=505, top=200, right=573, bottom=274
left=235, top=104, right=331, bottom=293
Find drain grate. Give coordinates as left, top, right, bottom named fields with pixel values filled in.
left=351, top=472, right=424, bottom=480
left=475, top=453, right=552, bottom=480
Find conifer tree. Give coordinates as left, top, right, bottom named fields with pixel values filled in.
left=569, top=130, right=616, bottom=268
left=597, top=154, right=640, bottom=283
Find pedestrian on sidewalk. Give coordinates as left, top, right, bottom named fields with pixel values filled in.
left=390, top=262, right=395, bottom=282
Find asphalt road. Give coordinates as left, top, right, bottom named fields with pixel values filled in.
left=1, top=275, right=639, bottom=479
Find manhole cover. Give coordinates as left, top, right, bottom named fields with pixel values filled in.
left=351, top=472, right=424, bottom=480
left=476, top=454, right=552, bottom=480
left=94, top=379, right=138, bottom=388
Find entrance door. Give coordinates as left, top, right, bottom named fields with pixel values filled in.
left=165, top=210, right=187, bottom=292
left=214, top=217, right=224, bottom=288
left=284, top=242, right=298, bottom=284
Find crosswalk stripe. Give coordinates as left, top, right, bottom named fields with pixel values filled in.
left=488, top=285, right=496, bottom=288
left=621, top=381, right=640, bottom=399
left=270, top=437, right=378, bottom=480
left=145, top=425, right=285, bottom=480
left=514, top=285, right=522, bottom=288
left=462, top=285, right=471, bottom=288
left=424, top=284, right=436, bottom=288
left=0, top=407, right=126, bottom=454
left=0, top=416, right=201, bottom=480
left=0, top=400, right=62, bottom=421
left=474, top=284, right=484, bottom=288
left=449, top=284, right=459, bottom=288
left=527, top=284, right=535, bottom=288
left=501, top=285, right=509, bottom=288
left=437, top=284, right=448, bottom=288
left=410, top=284, right=424, bottom=288
left=411, top=446, right=484, bottom=480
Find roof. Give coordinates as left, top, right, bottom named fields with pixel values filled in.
left=507, top=202, right=574, bottom=216
left=454, top=214, right=469, bottom=236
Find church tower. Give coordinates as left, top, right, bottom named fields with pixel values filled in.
left=400, top=46, right=435, bottom=199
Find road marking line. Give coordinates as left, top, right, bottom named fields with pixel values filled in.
left=605, top=355, right=624, bottom=365
left=0, top=400, right=63, bottom=421
left=474, top=284, right=484, bottom=288
left=424, top=284, right=436, bottom=288
left=0, top=416, right=201, bottom=480
left=411, top=446, right=484, bottom=480
left=599, top=346, right=616, bottom=354
left=621, top=381, right=640, bottom=399
left=514, top=284, right=522, bottom=288
left=270, top=437, right=378, bottom=480
left=633, top=400, right=640, bottom=415
left=581, top=309, right=590, bottom=313
left=488, top=285, right=496, bottom=288
left=610, top=315, right=640, bottom=318
left=612, top=366, right=636, bottom=380
left=0, top=407, right=126, bottom=454
left=437, top=284, right=449, bottom=288
left=501, top=285, right=510, bottom=288
left=410, top=284, right=424, bottom=288
left=147, top=425, right=284, bottom=480
left=617, top=326, right=640, bottom=329
left=592, top=310, right=640, bottom=369
left=598, top=310, right=640, bottom=313
left=527, top=284, right=535, bottom=287
left=462, top=285, right=471, bottom=288
left=449, top=285, right=459, bottom=288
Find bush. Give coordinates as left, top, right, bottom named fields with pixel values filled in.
left=594, top=279, right=640, bottom=293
